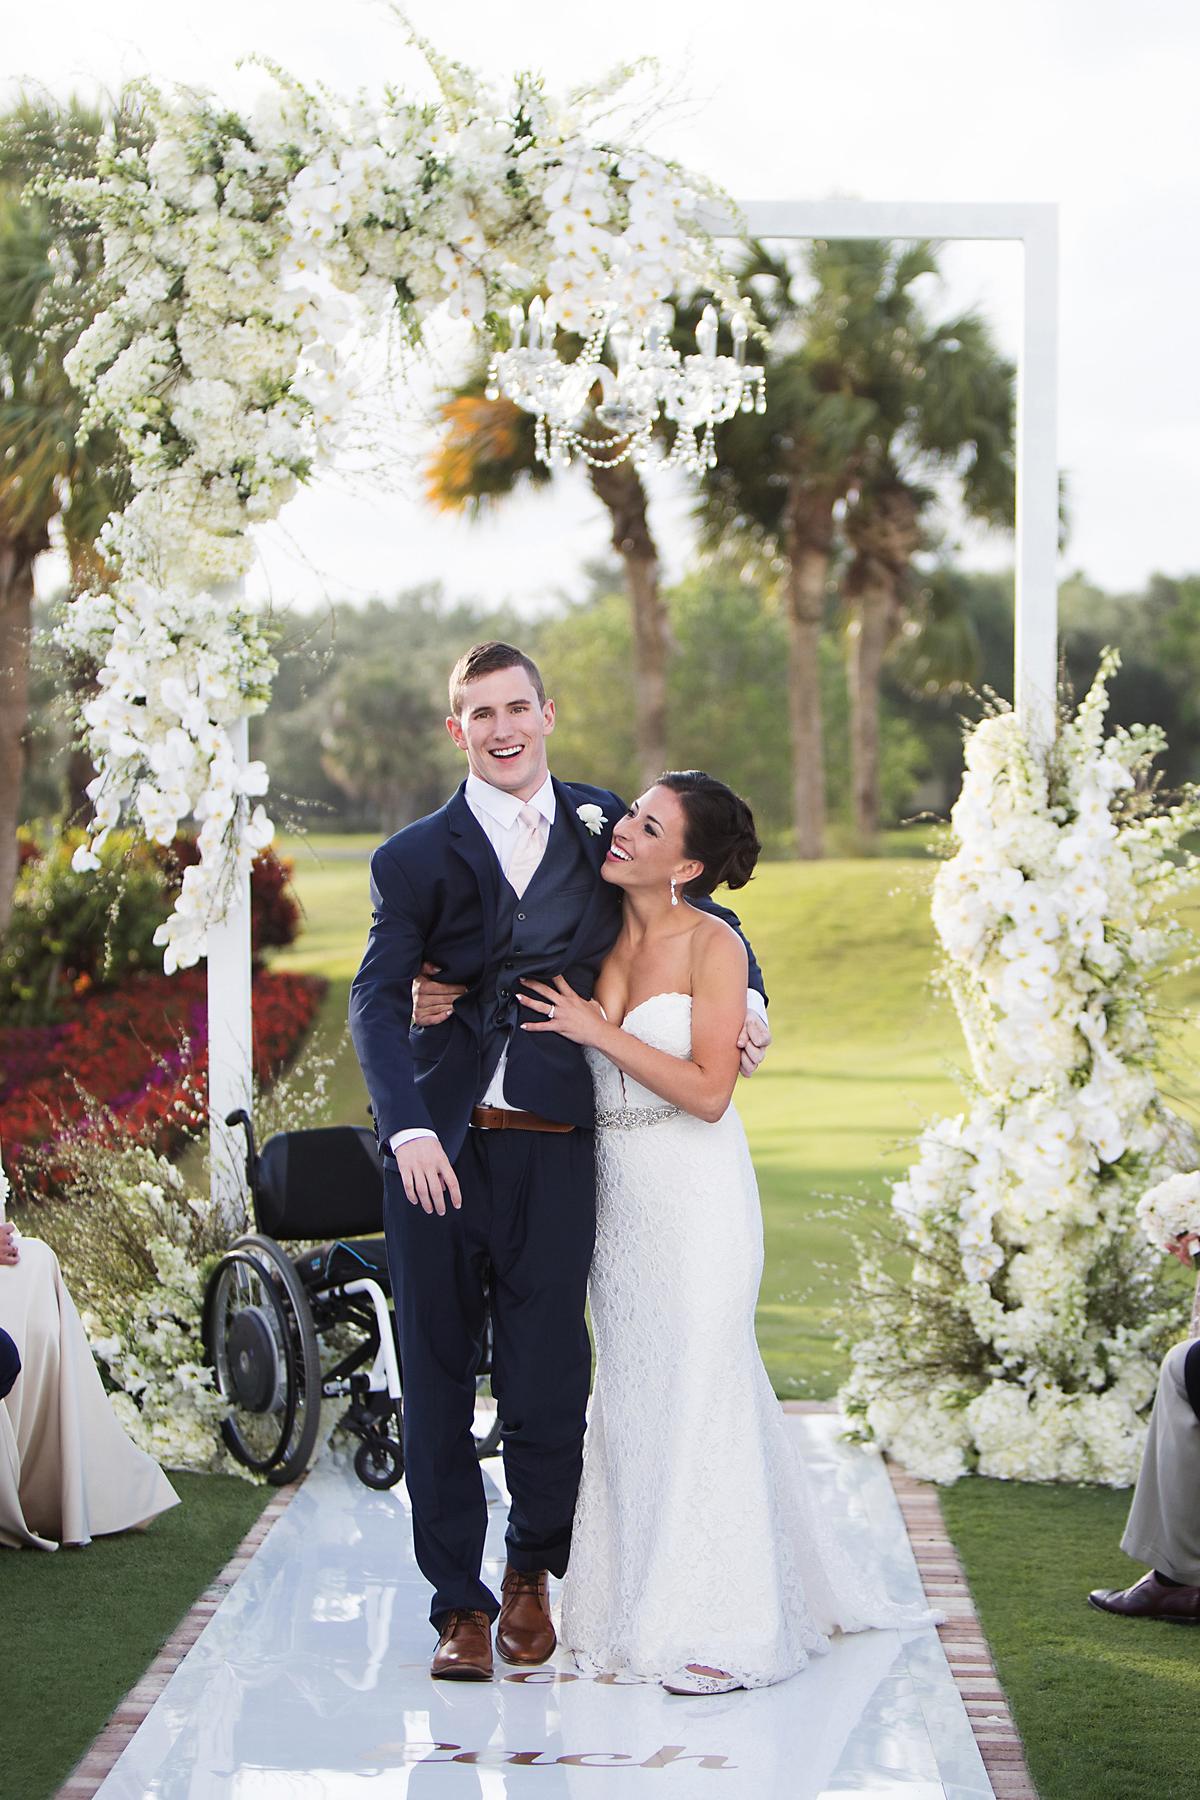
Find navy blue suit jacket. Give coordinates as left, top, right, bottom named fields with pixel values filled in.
left=348, top=777, right=767, bottom=1161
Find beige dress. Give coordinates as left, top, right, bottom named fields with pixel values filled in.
left=0, top=1236, right=179, bottom=1550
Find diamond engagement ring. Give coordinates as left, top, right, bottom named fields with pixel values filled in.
left=548, top=1004, right=556, bottom=1020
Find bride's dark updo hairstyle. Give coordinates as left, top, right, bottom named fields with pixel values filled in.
left=657, top=771, right=761, bottom=900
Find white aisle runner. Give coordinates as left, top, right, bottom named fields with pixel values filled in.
left=94, top=1416, right=992, bottom=1798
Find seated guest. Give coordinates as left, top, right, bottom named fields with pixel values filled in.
left=1091, top=1235, right=1200, bottom=1621
left=0, top=1219, right=179, bottom=1551
left=0, top=1327, right=19, bottom=1400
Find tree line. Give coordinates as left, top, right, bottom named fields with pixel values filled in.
left=24, top=564, right=1200, bottom=853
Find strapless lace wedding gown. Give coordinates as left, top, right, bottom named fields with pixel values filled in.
left=561, top=992, right=934, bottom=1688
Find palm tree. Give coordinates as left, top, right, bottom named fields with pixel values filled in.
left=699, top=240, right=1014, bottom=855
left=697, top=245, right=875, bottom=858
left=426, top=374, right=672, bottom=787
left=0, top=97, right=128, bottom=930
left=833, top=245, right=1015, bottom=842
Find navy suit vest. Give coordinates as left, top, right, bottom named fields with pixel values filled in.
left=477, top=807, right=595, bottom=1099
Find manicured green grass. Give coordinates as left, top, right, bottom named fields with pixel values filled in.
left=942, top=1477, right=1200, bottom=1800
left=2, top=1471, right=268, bottom=1800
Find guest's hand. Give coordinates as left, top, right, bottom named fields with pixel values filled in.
left=519, top=976, right=608, bottom=1048
left=738, top=1010, right=772, bottom=1078
left=0, top=1222, right=20, bottom=1267
left=1167, top=1231, right=1200, bottom=1269
left=412, top=961, right=467, bottom=1027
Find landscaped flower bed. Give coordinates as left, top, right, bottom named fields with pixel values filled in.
left=0, top=966, right=326, bottom=1196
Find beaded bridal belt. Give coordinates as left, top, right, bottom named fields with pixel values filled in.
left=594, top=1104, right=684, bottom=1130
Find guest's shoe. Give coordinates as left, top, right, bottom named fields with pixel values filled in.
left=662, top=1664, right=744, bottom=1696
left=496, top=1566, right=556, bottom=1665
left=1088, top=1572, right=1200, bottom=1623
left=430, top=1609, right=494, bottom=1679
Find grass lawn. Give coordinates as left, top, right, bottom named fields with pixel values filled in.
left=942, top=1478, right=1200, bottom=1800
left=2, top=1471, right=268, bottom=1800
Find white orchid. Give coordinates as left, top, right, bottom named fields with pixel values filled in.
left=844, top=656, right=1200, bottom=1485
left=57, top=59, right=750, bottom=971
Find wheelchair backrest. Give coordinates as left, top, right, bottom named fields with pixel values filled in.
left=254, top=1125, right=384, bottom=1240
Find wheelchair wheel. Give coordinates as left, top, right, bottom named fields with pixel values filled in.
left=473, top=1310, right=502, bottom=1459
left=472, top=1395, right=502, bottom=1459
left=354, top=1434, right=404, bottom=1490
left=203, top=1236, right=322, bottom=1485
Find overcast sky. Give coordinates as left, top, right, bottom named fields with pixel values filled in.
left=9, top=0, right=1199, bottom=615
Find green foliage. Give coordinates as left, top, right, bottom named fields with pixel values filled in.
left=699, top=236, right=1015, bottom=551
left=532, top=587, right=640, bottom=798
left=534, top=565, right=933, bottom=840
left=0, top=831, right=303, bottom=1023
left=0, top=831, right=168, bottom=1022
left=0, top=95, right=132, bottom=561
left=251, top=585, right=518, bottom=832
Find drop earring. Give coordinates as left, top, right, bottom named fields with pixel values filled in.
left=670, top=877, right=679, bottom=907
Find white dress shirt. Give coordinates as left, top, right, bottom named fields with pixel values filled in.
left=388, top=771, right=767, bottom=1157
left=390, top=773, right=555, bottom=1154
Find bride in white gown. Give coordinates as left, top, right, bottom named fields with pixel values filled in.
left=519, top=771, right=935, bottom=1695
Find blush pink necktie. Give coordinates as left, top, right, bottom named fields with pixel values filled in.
left=506, top=802, right=546, bottom=897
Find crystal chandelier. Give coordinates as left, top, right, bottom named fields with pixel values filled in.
left=486, top=297, right=766, bottom=474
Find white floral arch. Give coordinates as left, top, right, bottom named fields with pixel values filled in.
left=60, top=49, right=752, bottom=969
left=58, top=51, right=1068, bottom=1199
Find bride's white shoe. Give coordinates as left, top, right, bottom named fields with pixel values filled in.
left=661, top=1664, right=744, bottom=1697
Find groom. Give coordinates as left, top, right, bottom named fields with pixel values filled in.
left=349, top=641, right=769, bottom=1681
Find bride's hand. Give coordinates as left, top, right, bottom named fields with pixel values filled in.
left=1166, top=1231, right=1200, bottom=1268
left=519, top=975, right=608, bottom=1047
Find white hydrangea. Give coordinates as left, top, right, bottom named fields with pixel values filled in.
left=1138, top=1172, right=1200, bottom=1250
left=844, top=653, right=1200, bottom=1484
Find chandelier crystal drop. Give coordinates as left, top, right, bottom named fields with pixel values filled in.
left=487, top=297, right=766, bottom=475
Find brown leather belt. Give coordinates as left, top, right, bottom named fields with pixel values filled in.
left=470, top=1105, right=575, bottom=1134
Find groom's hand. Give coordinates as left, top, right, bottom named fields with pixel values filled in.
left=395, top=1137, right=462, bottom=1216
left=738, top=1011, right=771, bottom=1078
left=412, top=961, right=467, bottom=1027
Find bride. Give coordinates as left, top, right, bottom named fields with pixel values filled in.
left=518, top=770, right=933, bottom=1695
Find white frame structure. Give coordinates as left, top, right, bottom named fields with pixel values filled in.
left=206, top=197, right=1060, bottom=1214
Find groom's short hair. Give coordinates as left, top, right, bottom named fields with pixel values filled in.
left=449, top=642, right=547, bottom=716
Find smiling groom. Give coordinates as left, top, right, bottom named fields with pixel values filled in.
left=349, top=642, right=769, bottom=1681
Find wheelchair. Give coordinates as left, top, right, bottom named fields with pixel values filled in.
left=201, top=1110, right=502, bottom=1490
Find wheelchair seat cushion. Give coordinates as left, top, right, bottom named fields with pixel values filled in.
left=255, top=1125, right=384, bottom=1239
left=293, top=1237, right=391, bottom=1292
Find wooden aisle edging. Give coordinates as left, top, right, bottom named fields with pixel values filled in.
left=55, top=1477, right=304, bottom=1800
left=886, top=1461, right=1039, bottom=1800
left=783, top=1399, right=1039, bottom=1800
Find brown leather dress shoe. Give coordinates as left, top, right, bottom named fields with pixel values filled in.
left=1088, top=1572, right=1200, bottom=1623
left=430, top=1608, right=494, bottom=1679
left=496, top=1566, right=556, bottom=1665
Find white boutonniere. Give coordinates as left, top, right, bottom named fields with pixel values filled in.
left=576, top=803, right=608, bottom=836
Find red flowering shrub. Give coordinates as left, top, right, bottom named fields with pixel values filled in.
left=1, top=834, right=304, bottom=1027
left=161, top=838, right=302, bottom=961
left=1, top=967, right=327, bottom=1200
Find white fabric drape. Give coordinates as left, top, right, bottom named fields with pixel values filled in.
left=0, top=1237, right=179, bottom=1550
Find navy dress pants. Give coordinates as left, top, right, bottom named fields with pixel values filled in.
left=384, top=1125, right=596, bottom=1627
